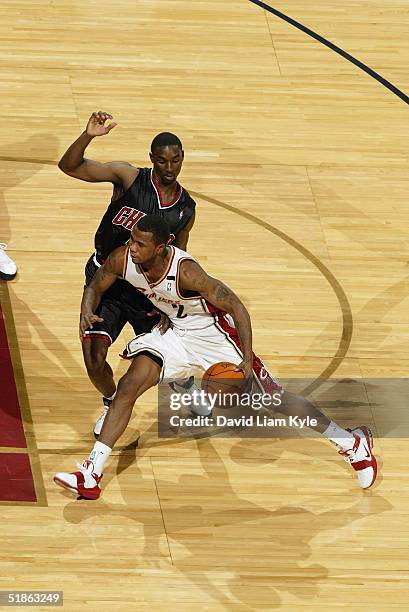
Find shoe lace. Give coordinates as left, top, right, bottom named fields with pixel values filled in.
left=76, top=459, right=101, bottom=481
left=341, top=449, right=356, bottom=464
left=339, top=433, right=360, bottom=464
left=76, top=460, right=90, bottom=473
left=76, top=460, right=98, bottom=476
left=0, top=243, right=8, bottom=250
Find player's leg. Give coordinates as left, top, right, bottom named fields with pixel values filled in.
left=82, top=297, right=127, bottom=438
left=82, top=257, right=128, bottom=413
left=276, top=391, right=332, bottom=432
left=276, top=391, right=377, bottom=488
left=90, top=284, right=161, bottom=437
left=125, top=284, right=203, bottom=409
left=54, top=328, right=190, bottom=499
left=249, top=350, right=377, bottom=488
left=234, top=318, right=376, bottom=487
left=98, top=354, right=161, bottom=447
left=83, top=277, right=157, bottom=435
left=82, top=335, right=115, bottom=398
left=190, top=317, right=377, bottom=489
left=54, top=354, right=161, bottom=499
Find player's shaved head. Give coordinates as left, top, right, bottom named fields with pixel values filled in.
left=136, top=214, right=170, bottom=246
left=151, top=132, right=183, bottom=153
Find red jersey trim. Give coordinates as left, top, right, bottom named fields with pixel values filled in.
left=150, top=169, right=183, bottom=209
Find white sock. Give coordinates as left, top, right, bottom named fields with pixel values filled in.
left=105, top=390, right=116, bottom=401
left=322, top=421, right=356, bottom=451
left=88, top=441, right=112, bottom=476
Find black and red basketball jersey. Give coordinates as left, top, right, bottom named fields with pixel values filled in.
left=94, top=168, right=196, bottom=263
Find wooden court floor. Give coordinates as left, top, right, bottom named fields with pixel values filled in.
left=1, top=0, right=409, bottom=609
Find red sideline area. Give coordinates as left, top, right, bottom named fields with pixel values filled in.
left=0, top=301, right=36, bottom=502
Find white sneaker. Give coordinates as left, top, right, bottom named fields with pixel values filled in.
left=93, top=397, right=111, bottom=438
left=189, top=381, right=213, bottom=416
left=339, top=426, right=377, bottom=489
left=169, top=377, right=213, bottom=416
left=0, top=244, right=17, bottom=280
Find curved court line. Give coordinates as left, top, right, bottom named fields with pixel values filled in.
left=249, top=0, right=409, bottom=105
left=190, top=190, right=353, bottom=395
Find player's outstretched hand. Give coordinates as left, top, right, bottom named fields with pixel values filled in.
left=79, top=312, right=104, bottom=337
left=235, top=359, right=253, bottom=382
left=86, top=111, right=118, bottom=137
left=148, top=309, right=172, bottom=335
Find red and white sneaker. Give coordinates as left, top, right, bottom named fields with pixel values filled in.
left=54, top=460, right=102, bottom=500
left=339, top=426, right=377, bottom=489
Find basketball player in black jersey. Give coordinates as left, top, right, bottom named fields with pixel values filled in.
left=58, top=111, right=197, bottom=434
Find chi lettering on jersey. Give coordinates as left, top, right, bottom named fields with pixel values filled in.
left=112, top=207, right=146, bottom=230
left=112, top=207, right=175, bottom=243
left=93, top=168, right=195, bottom=263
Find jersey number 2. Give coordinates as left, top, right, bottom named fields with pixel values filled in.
left=173, top=304, right=187, bottom=318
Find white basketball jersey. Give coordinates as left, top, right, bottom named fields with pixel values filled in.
left=123, top=246, right=218, bottom=330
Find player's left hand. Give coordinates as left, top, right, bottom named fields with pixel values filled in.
left=148, top=309, right=172, bottom=335
left=235, top=359, right=253, bottom=381
left=79, top=312, right=104, bottom=337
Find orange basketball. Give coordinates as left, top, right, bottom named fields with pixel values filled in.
left=201, top=362, right=246, bottom=407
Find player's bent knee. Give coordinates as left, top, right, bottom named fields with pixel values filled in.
left=82, top=341, right=109, bottom=375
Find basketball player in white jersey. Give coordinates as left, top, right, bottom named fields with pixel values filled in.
left=54, top=216, right=377, bottom=499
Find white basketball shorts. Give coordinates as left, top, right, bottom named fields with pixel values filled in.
left=122, top=319, right=281, bottom=393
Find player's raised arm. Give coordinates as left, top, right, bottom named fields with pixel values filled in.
left=80, top=246, right=126, bottom=336
left=173, top=210, right=196, bottom=251
left=58, top=111, right=139, bottom=186
left=179, top=260, right=253, bottom=378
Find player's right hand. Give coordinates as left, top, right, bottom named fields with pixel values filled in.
left=86, top=111, right=118, bottom=137
left=235, top=358, right=253, bottom=382
left=79, top=312, right=104, bottom=337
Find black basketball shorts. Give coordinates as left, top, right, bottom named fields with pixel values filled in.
left=82, top=254, right=159, bottom=345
